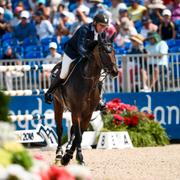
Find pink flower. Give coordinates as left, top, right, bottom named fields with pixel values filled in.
left=113, top=114, right=124, bottom=121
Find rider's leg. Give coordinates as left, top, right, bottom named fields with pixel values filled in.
left=45, top=54, right=73, bottom=104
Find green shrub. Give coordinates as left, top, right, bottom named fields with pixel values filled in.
left=103, top=98, right=169, bottom=147
left=0, top=91, right=11, bottom=123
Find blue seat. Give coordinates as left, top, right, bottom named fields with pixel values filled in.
left=169, top=46, right=180, bottom=53
left=115, top=47, right=127, bottom=55
left=24, top=45, right=43, bottom=53
left=124, top=42, right=132, bottom=50
left=41, top=37, right=52, bottom=46
left=25, top=51, right=44, bottom=59
left=175, top=39, right=180, bottom=46
left=166, top=39, right=176, bottom=48
left=60, top=36, right=70, bottom=49
left=57, top=46, right=63, bottom=55
left=2, top=38, right=18, bottom=47
left=0, top=47, right=3, bottom=59
left=23, top=37, right=39, bottom=46
left=2, top=32, right=14, bottom=41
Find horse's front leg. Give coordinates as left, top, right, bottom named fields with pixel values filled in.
left=76, top=114, right=92, bottom=165
left=61, top=115, right=83, bottom=165
left=54, top=98, right=64, bottom=165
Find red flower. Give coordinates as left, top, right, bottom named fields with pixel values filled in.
left=124, top=117, right=131, bottom=125
left=131, top=115, right=139, bottom=126
left=145, top=112, right=155, bottom=120
left=111, top=98, right=121, bottom=104
left=40, top=166, right=75, bottom=180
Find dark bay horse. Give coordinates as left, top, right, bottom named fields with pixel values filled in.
left=53, top=35, right=118, bottom=165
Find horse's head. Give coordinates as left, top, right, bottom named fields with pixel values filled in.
left=93, top=33, right=118, bottom=77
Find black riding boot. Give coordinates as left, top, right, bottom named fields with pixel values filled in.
left=44, top=77, right=63, bottom=104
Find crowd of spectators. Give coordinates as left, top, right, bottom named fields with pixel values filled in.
left=0, top=0, right=180, bottom=91
left=0, top=0, right=178, bottom=60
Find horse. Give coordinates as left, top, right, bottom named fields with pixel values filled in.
left=53, top=34, right=118, bottom=166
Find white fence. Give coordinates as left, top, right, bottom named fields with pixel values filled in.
left=0, top=53, right=179, bottom=95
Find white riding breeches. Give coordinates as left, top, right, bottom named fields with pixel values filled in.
left=60, top=53, right=74, bottom=79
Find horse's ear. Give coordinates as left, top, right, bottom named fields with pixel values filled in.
left=109, top=32, right=117, bottom=43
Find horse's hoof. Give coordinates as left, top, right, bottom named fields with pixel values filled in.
left=54, top=159, right=62, bottom=166
left=78, top=161, right=85, bottom=166
left=61, top=154, right=72, bottom=166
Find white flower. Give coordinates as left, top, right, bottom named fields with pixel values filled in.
left=0, top=122, right=16, bottom=145
left=7, top=164, right=40, bottom=180
left=0, top=165, right=8, bottom=179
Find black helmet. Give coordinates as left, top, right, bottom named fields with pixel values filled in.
left=93, top=13, right=109, bottom=26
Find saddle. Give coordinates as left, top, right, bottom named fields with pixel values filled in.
left=51, top=58, right=82, bottom=85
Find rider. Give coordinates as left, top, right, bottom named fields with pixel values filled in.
left=44, top=13, right=109, bottom=109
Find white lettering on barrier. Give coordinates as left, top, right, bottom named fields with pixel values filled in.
left=166, top=106, right=179, bottom=125
left=15, top=130, right=44, bottom=143
left=153, top=107, right=166, bottom=125
left=140, top=95, right=180, bottom=125
left=10, top=94, right=180, bottom=131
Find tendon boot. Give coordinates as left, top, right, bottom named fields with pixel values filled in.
left=96, top=82, right=106, bottom=111
left=44, top=77, right=63, bottom=104
left=96, top=99, right=106, bottom=111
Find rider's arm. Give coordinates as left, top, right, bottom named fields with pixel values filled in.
left=76, top=26, right=89, bottom=57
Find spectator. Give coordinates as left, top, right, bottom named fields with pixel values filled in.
left=116, top=3, right=134, bottom=27
left=52, top=2, right=66, bottom=28
left=46, top=42, right=61, bottom=60
left=56, top=24, right=69, bottom=44
left=58, top=10, right=75, bottom=31
left=29, top=0, right=37, bottom=12
left=36, top=0, right=51, bottom=20
left=147, top=0, right=166, bottom=25
left=2, top=45, right=23, bottom=91
left=13, top=10, right=36, bottom=43
left=109, top=0, right=122, bottom=23
left=0, top=7, right=11, bottom=37
left=140, top=16, right=158, bottom=38
left=118, top=34, right=148, bottom=91
left=145, top=32, right=169, bottom=90
left=10, top=6, right=23, bottom=27
left=171, top=0, right=180, bottom=22
left=69, top=6, right=93, bottom=35
left=115, top=17, right=137, bottom=47
left=2, top=45, right=21, bottom=60
left=128, top=0, right=147, bottom=22
left=41, top=42, right=62, bottom=86
left=72, top=0, right=90, bottom=16
left=159, top=9, right=176, bottom=40
left=89, top=0, right=104, bottom=18
left=35, top=11, right=54, bottom=40
left=0, top=0, right=13, bottom=23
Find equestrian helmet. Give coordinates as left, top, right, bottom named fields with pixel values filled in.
left=93, top=13, right=109, bottom=26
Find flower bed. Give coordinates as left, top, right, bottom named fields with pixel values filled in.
left=0, top=91, right=92, bottom=180
left=102, top=98, right=169, bottom=147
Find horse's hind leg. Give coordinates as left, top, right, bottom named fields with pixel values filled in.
left=54, top=98, right=64, bottom=164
